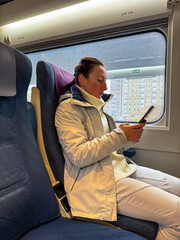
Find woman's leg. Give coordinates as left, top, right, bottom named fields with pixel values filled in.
left=130, top=165, right=180, bottom=196
left=116, top=178, right=180, bottom=240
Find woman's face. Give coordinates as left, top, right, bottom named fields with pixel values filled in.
left=79, top=65, right=107, bottom=99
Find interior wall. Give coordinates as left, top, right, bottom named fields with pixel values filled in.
left=0, top=0, right=171, bottom=47
left=132, top=149, right=180, bottom=178
left=0, top=0, right=84, bottom=26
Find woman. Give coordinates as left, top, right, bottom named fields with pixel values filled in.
left=55, top=57, right=180, bottom=240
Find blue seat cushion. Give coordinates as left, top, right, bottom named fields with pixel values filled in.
left=21, top=217, right=146, bottom=240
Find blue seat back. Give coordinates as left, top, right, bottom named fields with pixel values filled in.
left=27, top=101, right=37, bottom=140
left=0, top=43, right=60, bottom=240
left=36, top=61, right=74, bottom=185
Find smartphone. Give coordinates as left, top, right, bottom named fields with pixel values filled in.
left=139, top=105, right=155, bottom=123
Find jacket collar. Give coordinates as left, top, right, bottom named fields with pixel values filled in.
left=71, top=85, right=88, bottom=102
left=59, top=85, right=113, bottom=106
left=76, top=85, right=105, bottom=111
left=70, top=85, right=113, bottom=103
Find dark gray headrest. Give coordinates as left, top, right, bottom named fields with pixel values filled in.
left=0, top=42, right=16, bottom=96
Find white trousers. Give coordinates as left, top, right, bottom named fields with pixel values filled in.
left=116, top=165, right=180, bottom=240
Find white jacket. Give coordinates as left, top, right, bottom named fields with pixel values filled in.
left=55, top=85, right=130, bottom=221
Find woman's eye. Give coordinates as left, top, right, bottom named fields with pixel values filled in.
left=98, top=80, right=103, bottom=83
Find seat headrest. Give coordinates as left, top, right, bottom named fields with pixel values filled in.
left=0, top=43, right=16, bottom=96
left=53, top=64, right=74, bottom=100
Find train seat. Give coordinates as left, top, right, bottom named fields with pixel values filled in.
left=31, top=60, right=158, bottom=240
left=27, top=101, right=37, bottom=140
left=0, top=42, right=147, bottom=240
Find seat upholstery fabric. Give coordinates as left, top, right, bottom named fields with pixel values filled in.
left=21, top=217, right=146, bottom=240
left=0, top=42, right=16, bottom=96
left=27, top=101, right=37, bottom=140
left=36, top=61, right=158, bottom=240
left=0, top=43, right=60, bottom=240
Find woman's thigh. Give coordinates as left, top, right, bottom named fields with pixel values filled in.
left=130, top=165, right=180, bottom=196
left=116, top=177, right=180, bottom=229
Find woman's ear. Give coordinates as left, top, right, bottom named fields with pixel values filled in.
left=78, top=74, right=86, bottom=87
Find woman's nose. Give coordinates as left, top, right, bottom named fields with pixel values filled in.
left=103, top=81, right=107, bottom=90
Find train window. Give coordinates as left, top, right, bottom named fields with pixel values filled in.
left=27, top=30, right=166, bottom=124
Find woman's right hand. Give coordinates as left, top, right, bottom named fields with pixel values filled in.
left=119, top=122, right=146, bottom=142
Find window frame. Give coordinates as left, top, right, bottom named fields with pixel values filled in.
left=25, top=19, right=168, bottom=127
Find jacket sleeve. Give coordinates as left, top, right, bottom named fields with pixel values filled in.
left=55, top=102, right=128, bottom=168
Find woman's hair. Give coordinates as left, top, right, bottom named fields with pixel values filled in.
left=74, top=57, right=105, bottom=83
left=63, top=57, right=105, bottom=93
